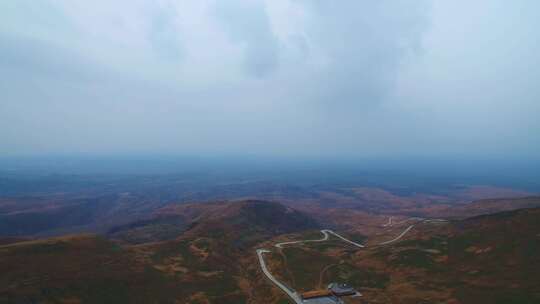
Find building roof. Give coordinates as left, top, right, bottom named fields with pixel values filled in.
left=328, top=282, right=356, bottom=295
left=301, top=296, right=342, bottom=304
left=301, top=290, right=333, bottom=299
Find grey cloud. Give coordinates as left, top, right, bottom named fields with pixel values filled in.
left=213, top=0, right=279, bottom=77
left=299, top=0, right=430, bottom=109
left=148, top=5, right=183, bottom=63
left=0, top=33, right=108, bottom=84
left=0, top=0, right=538, bottom=159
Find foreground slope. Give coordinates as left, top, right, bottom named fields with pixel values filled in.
left=0, top=200, right=318, bottom=304
left=357, top=207, right=540, bottom=303
left=258, top=206, right=540, bottom=303
left=1, top=199, right=539, bottom=303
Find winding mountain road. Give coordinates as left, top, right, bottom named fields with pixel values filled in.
left=275, top=229, right=364, bottom=249
left=377, top=224, right=415, bottom=245
left=382, top=216, right=393, bottom=227
left=258, top=230, right=364, bottom=303
left=275, top=230, right=329, bottom=248
left=256, top=249, right=302, bottom=304
left=257, top=217, right=447, bottom=302
left=323, top=230, right=365, bottom=248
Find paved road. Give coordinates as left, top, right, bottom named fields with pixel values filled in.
left=275, top=230, right=329, bottom=248
left=256, top=249, right=303, bottom=304
left=382, top=216, right=393, bottom=227
left=276, top=230, right=364, bottom=248
left=377, top=217, right=448, bottom=245
left=323, top=230, right=365, bottom=248
left=261, top=230, right=364, bottom=303
left=423, top=218, right=448, bottom=223
left=257, top=218, right=447, bottom=302
left=394, top=217, right=425, bottom=225
left=377, top=224, right=415, bottom=245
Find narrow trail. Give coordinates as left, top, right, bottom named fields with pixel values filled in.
left=318, top=263, right=338, bottom=289
left=279, top=250, right=296, bottom=288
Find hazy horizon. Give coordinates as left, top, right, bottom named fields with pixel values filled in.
left=1, top=155, right=539, bottom=192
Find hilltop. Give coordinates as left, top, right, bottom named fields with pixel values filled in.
left=0, top=200, right=319, bottom=303
left=109, top=200, right=319, bottom=245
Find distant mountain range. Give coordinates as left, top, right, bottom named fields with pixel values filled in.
left=1, top=180, right=537, bottom=237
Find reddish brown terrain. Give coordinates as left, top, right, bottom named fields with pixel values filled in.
left=1, top=196, right=540, bottom=303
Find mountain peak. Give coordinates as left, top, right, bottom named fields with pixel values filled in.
left=180, top=200, right=319, bottom=246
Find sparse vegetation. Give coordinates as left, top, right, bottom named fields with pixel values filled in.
left=1, top=197, right=539, bottom=304
left=282, top=247, right=337, bottom=291
left=324, top=263, right=388, bottom=289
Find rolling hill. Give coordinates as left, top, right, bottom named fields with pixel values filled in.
left=0, top=200, right=319, bottom=304
left=357, top=207, right=540, bottom=303
left=2, top=198, right=540, bottom=303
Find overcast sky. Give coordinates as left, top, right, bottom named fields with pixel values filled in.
left=1, top=0, right=539, bottom=159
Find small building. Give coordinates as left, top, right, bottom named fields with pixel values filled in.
left=301, top=295, right=343, bottom=304
left=301, top=290, right=333, bottom=299
left=328, top=283, right=356, bottom=297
